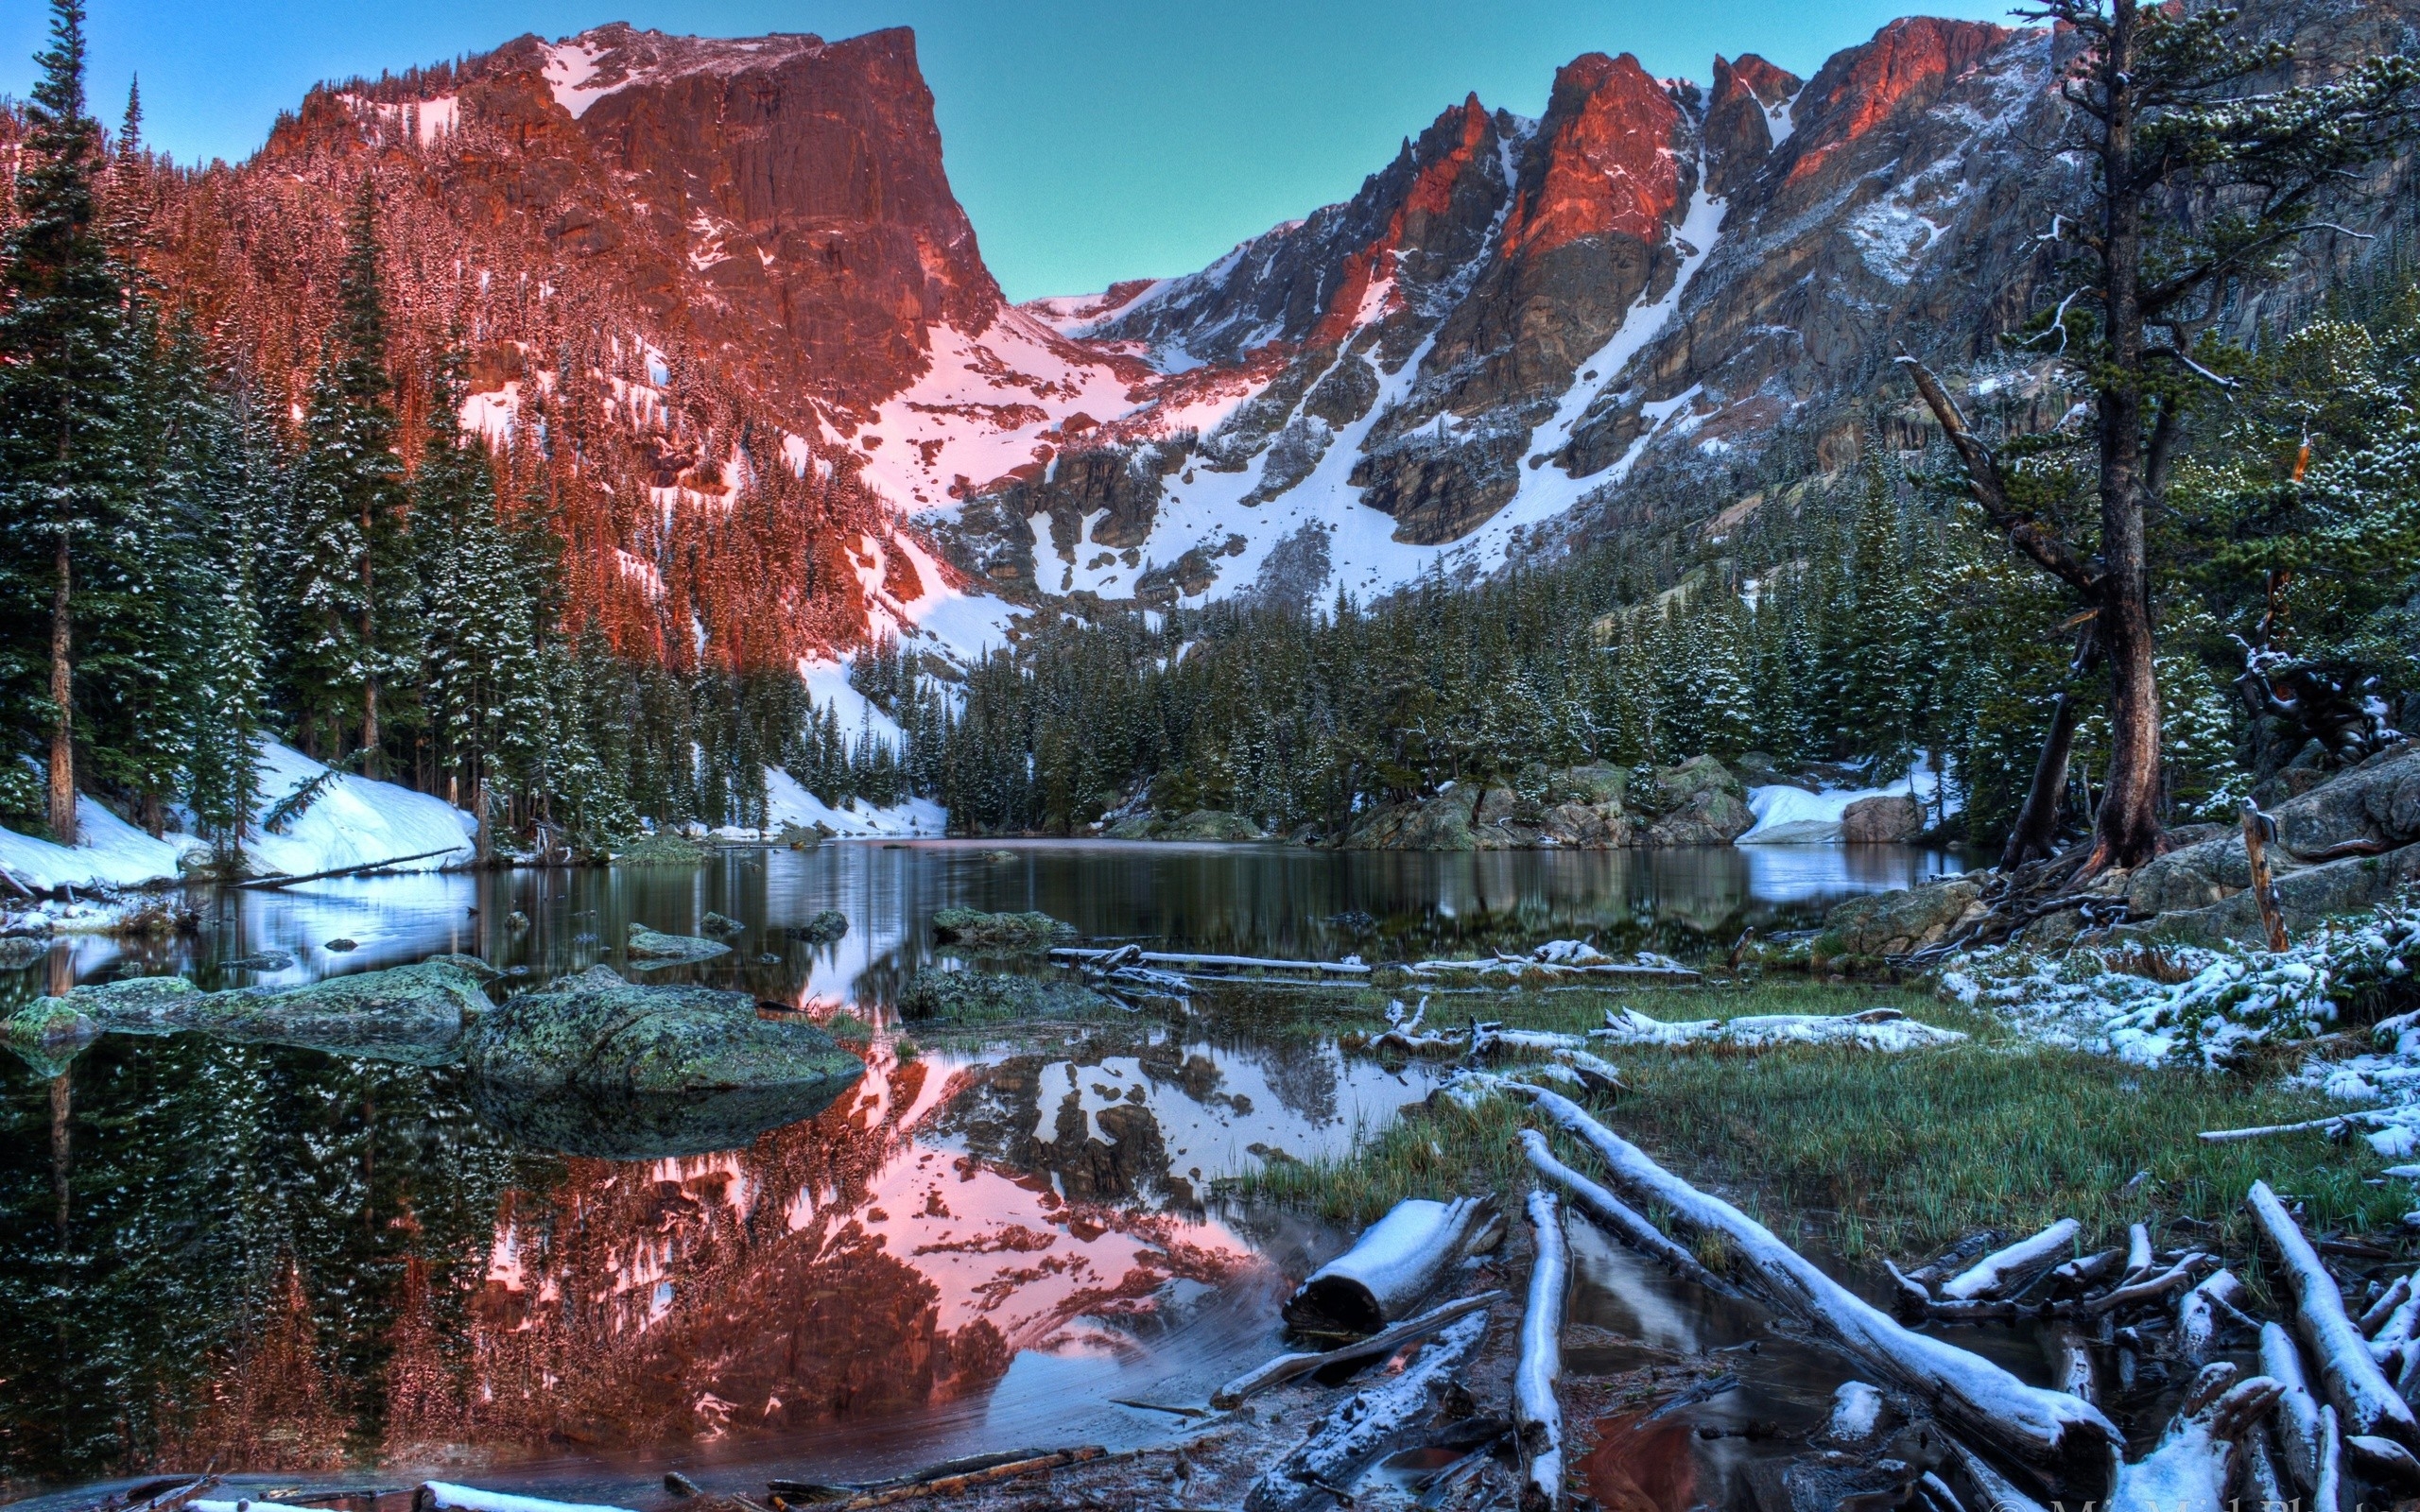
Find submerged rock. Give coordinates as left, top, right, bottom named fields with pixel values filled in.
left=625, top=921, right=732, bottom=967
left=5, top=958, right=493, bottom=1071
left=898, top=968, right=1113, bottom=1022
left=930, top=907, right=1078, bottom=953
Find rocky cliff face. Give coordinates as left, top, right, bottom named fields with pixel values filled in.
left=137, top=1, right=2420, bottom=653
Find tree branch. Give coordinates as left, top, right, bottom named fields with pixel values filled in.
left=1895, top=356, right=2102, bottom=594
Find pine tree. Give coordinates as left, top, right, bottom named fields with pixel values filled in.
left=0, top=0, right=127, bottom=843
left=283, top=176, right=414, bottom=771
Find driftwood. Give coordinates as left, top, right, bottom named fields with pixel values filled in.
left=2122, top=1223, right=2154, bottom=1282
left=2316, top=1404, right=2347, bottom=1512
left=2078, top=1252, right=2214, bottom=1318
left=2198, top=1108, right=2398, bottom=1143
left=1283, top=1195, right=1499, bottom=1334
left=2103, top=1366, right=2284, bottom=1512
left=417, top=1486, right=636, bottom=1512
left=2049, top=1247, right=2125, bottom=1294
left=1942, top=1219, right=2080, bottom=1300
left=2176, top=1269, right=2250, bottom=1366
left=1514, top=1190, right=1569, bottom=1512
left=1519, top=1129, right=1747, bottom=1300
left=1518, top=1085, right=2118, bottom=1500
left=828, top=1448, right=1108, bottom=1509
left=2264, top=1320, right=2326, bottom=1493
left=2248, top=1179, right=2420, bottom=1447
left=1211, top=1291, right=1504, bottom=1408
left=1243, top=1314, right=1487, bottom=1512
left=2048, top=1326, right=2098, bottom=1405
left=233, top=846, right=462, bottom=889
left=2360, top=1274, right=2412, bottom=1333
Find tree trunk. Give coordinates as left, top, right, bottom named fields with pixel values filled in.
left=2002, top=690, right=2085, bottom=869
left=2081, top=0, right=2164, bottom=875
left=47, top=529, right=76, bottom=845
left=360, top=524, right=380, bottom=778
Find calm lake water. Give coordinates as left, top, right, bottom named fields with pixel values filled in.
left=0, top=840, right=1964, bottom=1507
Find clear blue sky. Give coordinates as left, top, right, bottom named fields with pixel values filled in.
left=5, top=0, right=2014, bottom=301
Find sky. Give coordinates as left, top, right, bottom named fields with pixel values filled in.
left=3, top=0, right=2016, bottom=302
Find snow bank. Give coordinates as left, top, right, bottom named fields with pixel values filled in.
left=0, top=743, right=474, bottom=894
left=753, top=765, right=946, bottom=838
left=1739, top=761, right=1948, bottom=845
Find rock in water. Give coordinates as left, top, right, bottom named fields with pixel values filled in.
left=700, top=911, right=745, bottom=938
left=929, top=908, right=1078, bottom=953
left=897, top=969, right=1111, bottom=1022
left=626, top=921, right=732, bottom=967
left=787, top=910, right=850, bottom=944
left=461, top=966, right=863, bottom=1157
left=5, top=958, right=494, bottom=1072
left=1814, top=879, right=1986, bottom=967
left=1841, top=795, right=1925, bottom=843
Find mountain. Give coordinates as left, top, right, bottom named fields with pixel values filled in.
left=129, top=2, right=2420, bottom=662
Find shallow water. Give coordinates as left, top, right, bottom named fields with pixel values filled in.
left=0, top=840, right=1966, bottom=1505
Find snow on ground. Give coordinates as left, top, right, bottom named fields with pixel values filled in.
left=1028, top=157, right=1730, bottom=611
left=0, top=743, right=475, bottom=896
left=750, top=765, right=946, bottom=839
left=1739, top=759, right=1948, bottom=844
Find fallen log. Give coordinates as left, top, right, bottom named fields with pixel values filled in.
left=416, top=1486, right=638, bottom=1512
left=1942, top=1218, right=2080, bottom=1301
left=2049, top=1248, right=2125, bottom=1295
left=2197, top=1109, right=2397, bottom=1143
left=2177, top=1269, right=2250, bottom=1366
left=829, top=1448, right=1108, bottom=1510
left=2103, top=1366, right=2283, bottom=1512
left=2360, top=1274, right=2413, bottom=1333
left=2048, top=1325, right=2097, bottom=1405
left=1243, top=1314, right=1487, bottom=1512
left=1514, top=1190, right=1569, bottom=1512
left=1282, top=1195, right=1499, bottom=1335
left=2122, top=1224, right=2153, bottom=1283
left=2076, top=1252, right=2214, bottom=1318
left=2263, top=1320, right=2325, bottom=1493
left=1518, top=1129, right=1746, bottom=1300
left=1944, top=1440, right=2048, bottom=1512
left=1517, top=1084, right=2119, bottom=1500
left=1211, top=1290, right=1504, bottom=1408
left=2248, top=1179, right=2420, bottom=1447
left=2316, top=1404, right=2346, bottom=1512
left=234, top=846, right=463, bottom=890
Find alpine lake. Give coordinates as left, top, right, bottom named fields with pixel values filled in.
left=0, top=838, right=1967, bottom=1509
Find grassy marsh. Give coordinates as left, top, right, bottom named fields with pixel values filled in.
left=1231, top=977, right=2407, bottom=1262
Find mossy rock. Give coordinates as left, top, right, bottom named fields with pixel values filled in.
left=464, top=966, right=864, bottom=1104
left=897, top=969, right=1113, bottom=1023
left=626, top=922, right=732, bottom=967
left=1547, top=763, right=1628, bottom=808
left=1813, top=879, right=1985, bottom=967
left=5, top=958, right=492, bottom=1071
left=930, top=907, right=1077, bottom=953
left=700, top=911, right=745, bottom=938
left=786, top=910, right=850, bottom=945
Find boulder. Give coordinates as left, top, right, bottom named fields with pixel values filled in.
left=2124, top=842, right=2420, bottom=948
left=1813, top=879, right=1986, bottom=966
left=464, top=966, right=860, bottom=1096
left=1841, top=796, right=1925, bottom=843
left=2267, top=742, right=2420, bottom=856
left=625, top=921, right=732, bottom=967
left=931, top=907, right=1078, bottom=953
left=1345, top=787, right=1480, bottom=850
left=1641, top=787, right=1756, bottom=846
left=1547, top=763, right=1629, bottom=808
left=1161, top=809, right=1267, bottom=841
left=1538, top=801, right=1630, bottom=847
left=5, top=958, right=493, bottom=1072
left=786, top=909, right=850, bottom=945
left=897, top=969, right=1114, bottom=1022
left=460, top=967, right=863, bottom=1157
left=700, top=911, right=745, bottom=938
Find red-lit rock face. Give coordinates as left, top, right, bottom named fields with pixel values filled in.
left=1703, top=54, right=1803, bottom=198
left=1505, top=53, right=1687, bottom=256
left=1783, top=17, right=2014, bottom=186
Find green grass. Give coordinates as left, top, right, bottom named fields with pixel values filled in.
left=1233, top=979, right=2409, bottom=1265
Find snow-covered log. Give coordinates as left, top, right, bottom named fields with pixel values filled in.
left=1821, top=1382, right=1887, bottom=1445
left=1242, top=1313, right=1488, bottom=1512
left=1518, top=1129, right=1744, bottom=1299
left=1941, top=1218, right=2081, bottom=1300
left=2123, top=1224, right=2153, bottom=1283
left=1211, top=1291, right=1503, bottom=1408
left=418, top=1487, right=638, bottom=1512
left=2249, top=1179, right=2420, bottom=1446
left=1047, top=947, right=1370, bottom=976
left=2048, top=1325, right=2097, bottom=1404
left=2360, top=1273, right=2412, bottom=1333
left=2104, top=1367, right=2283, bottom=1512
left=1587, top=1005, right=1964, bottom=1052
left=1515, top=1190, right=1569, bottom=1512
left=1517, top=1085, right=2119, bottom=1498
left=2177, top=1269, right=2249, bottom=1366
left=2372, top=1288, right=2420, bottom=1365
left=1282, top=1196, right=1499, bottom=1335
left=2077, top=1251, right=2213, bottom=1317
left=2316, top=1404, right=2346, bottom=1512
left=2345, top=1434, right=2420, bottom=1488
left=1945, top=1441, right=2048, bottom=1512
left=2049, top=1248, right=2124, bottom=1294
left=2263, top=1320, right=2325, bottom=1493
